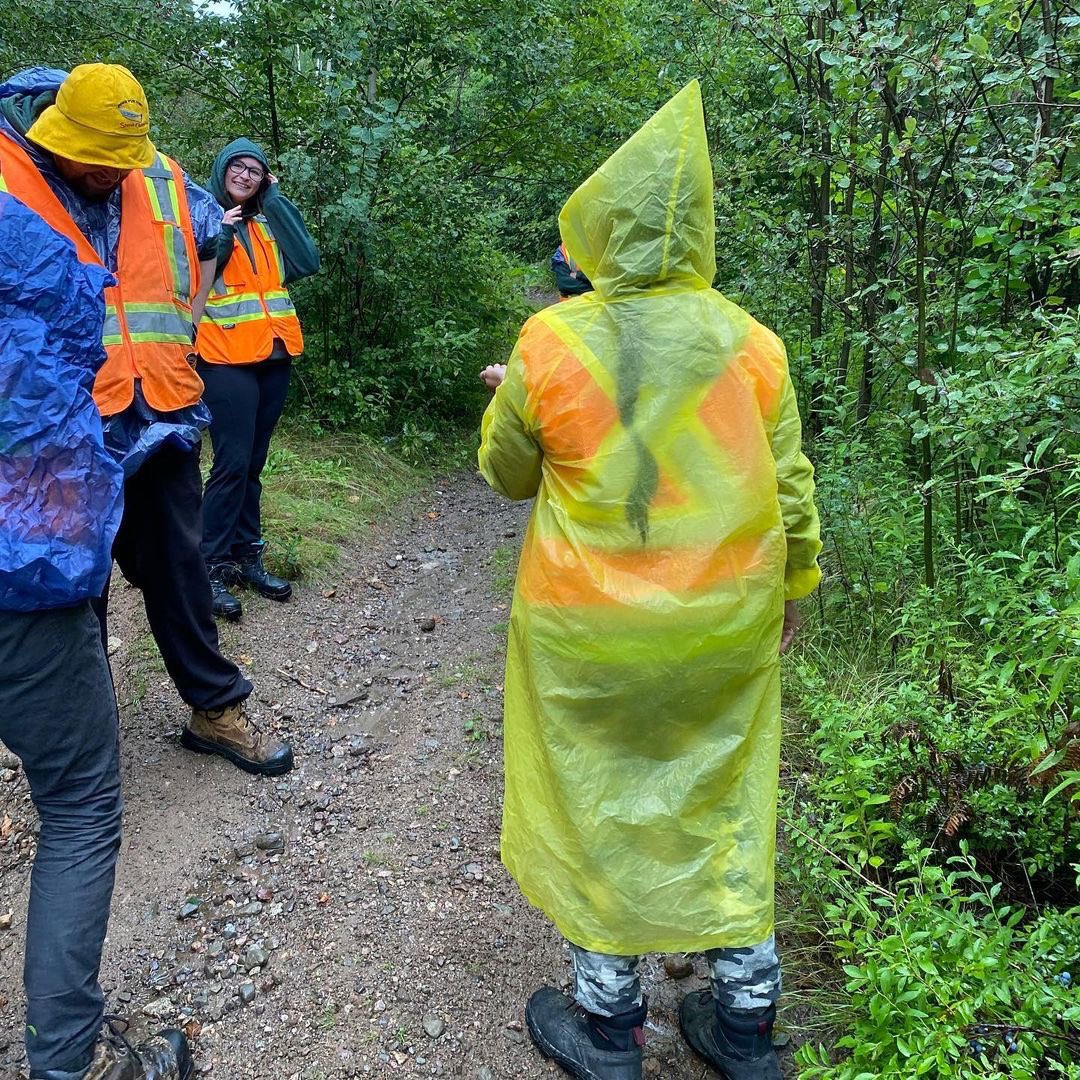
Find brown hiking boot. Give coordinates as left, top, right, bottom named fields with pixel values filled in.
left=181, top=700, right=294, bottom=776
left=31, top=1021, right=192, bottom=1079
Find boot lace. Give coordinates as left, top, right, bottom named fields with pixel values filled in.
left=208, top=561, right=240, bottom=586
left=200, top=702, right=271, bottom=750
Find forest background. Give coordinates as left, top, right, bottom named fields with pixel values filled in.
left=3, top=0, right=1079, bottom=1075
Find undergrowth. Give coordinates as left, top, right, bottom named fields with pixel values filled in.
left=233, top=420, right=424, bottom=580
left=781, top=548, right=1079, bottom=1077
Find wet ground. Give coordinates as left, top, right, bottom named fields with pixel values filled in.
left=0, top=473, right=799, bottom=1078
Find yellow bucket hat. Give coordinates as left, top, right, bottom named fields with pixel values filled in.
left=27, top=63, right=156, bottom=170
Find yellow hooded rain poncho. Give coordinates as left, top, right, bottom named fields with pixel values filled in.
left=478, top=81, right=822, bottom=955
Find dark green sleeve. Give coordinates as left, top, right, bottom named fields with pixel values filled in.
left=213, top=225, right=236, bottom=279
left=261, top=185, right=320, bottom=284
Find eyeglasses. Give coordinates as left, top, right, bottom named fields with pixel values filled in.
left=227, top=161, right=266, bottom=181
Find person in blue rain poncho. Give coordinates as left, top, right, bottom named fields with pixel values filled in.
left=0, top=188, right=193, bottom=1079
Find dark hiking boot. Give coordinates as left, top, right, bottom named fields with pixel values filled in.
left=679, top=992, right=781, bottom=1079
left=525, top=986, right=645, bottom=1079
left=182, top=700, right=294, bottom=776
left=236, top=544, right=291, bottom=601
left=31, top=1020, right=193, bottom=1079
left=207, top=562, right=242, bottom=622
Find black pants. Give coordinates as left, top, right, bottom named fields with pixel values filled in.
left=198, top=358, right=291, bottom=563
left=90, top=446, right=251, bottom=711
left=0, top=604, right=122, bottom=1074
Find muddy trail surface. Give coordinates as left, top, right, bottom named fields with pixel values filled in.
left=1, top=474, right=798, bottom=1079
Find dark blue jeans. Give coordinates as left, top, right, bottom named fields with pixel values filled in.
left=0, top=603, right=122, bottom=1074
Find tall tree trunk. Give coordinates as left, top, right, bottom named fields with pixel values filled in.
left=836, top=112, right=859, bottom=392
left=858, top=117, right=891, bottom=423
left=264, top=2, right=281, bottom=160
left=806, top=10, right=833, bottom=435
left=914, top=216, right=934, bottom=590
left=1035, top=0, right=1055, bottom=150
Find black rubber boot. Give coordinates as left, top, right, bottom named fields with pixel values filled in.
left=31, top=1022, right=193, bottom=1079
left=679, top=992, right=781, bottom=1079
left=525, top=986, right=645, bottom=1079
left=236, top=544, right=291, bottom=601
left=207, top=562, right=242, bottom=621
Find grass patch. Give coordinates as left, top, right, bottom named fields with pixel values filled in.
left=252, top=422, right=423, bottom=580
left=490, top=542, right=517, bottom=598
left=119, top=630, right=165, bottom=708
left=438, top=658, right=490, bottom=689
left=463, top=716, right=486, bottom=742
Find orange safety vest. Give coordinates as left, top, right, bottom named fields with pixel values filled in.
left=196, top=215, right=303, bottom=364
left=0, top=132, right=203, bottom=416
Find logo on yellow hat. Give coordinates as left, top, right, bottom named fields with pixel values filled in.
left=117, top=99, right=146, bottom=128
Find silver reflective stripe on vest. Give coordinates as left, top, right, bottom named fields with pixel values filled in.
left=169, top=224, right=191, bottom=301
left=123, top=306, right=193, bottom=344
left=265, top=294, right=297, bottom=316
left=144, top=155, right=179, bottom=225
left=103, top=309, right=123, bottom=346
left=142, top=155, right=192, bottom=304
left=204, top=296, right=266, bottom=324
left=254, top=218, right=287, bottom=281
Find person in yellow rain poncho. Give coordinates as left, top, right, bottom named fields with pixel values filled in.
left=477, top=81, right=821, bottom=1080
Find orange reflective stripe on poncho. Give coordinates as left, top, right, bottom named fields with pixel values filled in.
left=478, top=80, right=823, bottom=955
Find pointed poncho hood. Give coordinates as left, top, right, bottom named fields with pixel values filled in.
left=557, top=80, right=716, bottom=298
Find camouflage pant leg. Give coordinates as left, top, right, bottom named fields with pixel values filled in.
left=705, top=934, right=782, bottom=1010
left=569, top=945, right=643, bottom=1017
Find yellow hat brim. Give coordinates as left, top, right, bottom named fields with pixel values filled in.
left=27, top=104, right=156, bottom=171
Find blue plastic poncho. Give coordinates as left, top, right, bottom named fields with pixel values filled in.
left=0, top=192, right=124, bottom=610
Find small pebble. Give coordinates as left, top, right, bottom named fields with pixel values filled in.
left=255, top=832, right=285, bottom=854
left=662, top=955, right=693, bottom=980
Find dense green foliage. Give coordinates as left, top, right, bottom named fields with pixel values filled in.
left=2, top=0, right=678, bottom=437
left=3, top=0, right=1078, bottom=1073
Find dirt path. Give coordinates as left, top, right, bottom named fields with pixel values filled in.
left=1, top=473, right=796, bottom=1079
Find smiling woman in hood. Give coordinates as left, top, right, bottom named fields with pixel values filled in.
left=194, top=137, right=320, bottom=620
left=211, top=138, right=271, bottom=213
